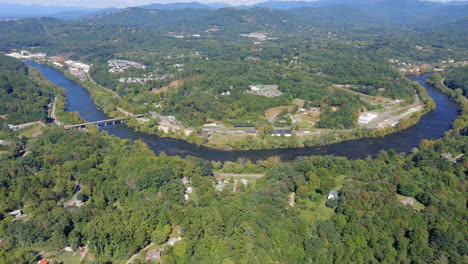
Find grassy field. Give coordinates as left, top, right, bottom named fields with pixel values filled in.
left=206, top=134, right=243, bottom=149
left=397, top=194, right=426, bottom=211
left=300, top=175, right=347, bottom=221
left=17, top=124, right=44, bottom=138
left=55, top=251, right=81, bottom=264
left=265, top=105, right=296, bottom=121
left=292, top=112, right=320, bottom=129
left=151, top=79, right=182, bottom=95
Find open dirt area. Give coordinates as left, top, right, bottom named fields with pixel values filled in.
left=151, top=80, right=182, bottom=95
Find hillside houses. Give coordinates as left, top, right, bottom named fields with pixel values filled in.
left=6, top=50, right=46, bottom=60
left=245, top=84, right=283, bottom=97
left=108, top=59, right=146, bottom=73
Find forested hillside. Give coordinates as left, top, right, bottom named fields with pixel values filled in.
left=445, top=66, right=468, bottom=96
left=0, top=115, right=466, bottom=263
left=0, top=55, right=56, bottom=124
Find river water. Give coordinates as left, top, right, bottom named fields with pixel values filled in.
left=26, top=61, right=459, bottom=161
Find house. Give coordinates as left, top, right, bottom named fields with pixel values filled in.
left=145, top=250, right=161, bottom=261
left=181, top=177, right=190, bottom=185
left=64, top=246, right=73, bottom=252
left=204, top=123, right=218, bottom=127
left=272, top=130, right=293, bottom=137
left=441, top=152, right=464, bottom=163
left=38, top=260, right=50, bottom=264
left=186, top=187, right=193, bottom=194
left=249, top=85, right=261, bottom=91
left=7, top=124, right=19, bottom=131
left=327, top=190, right=339, bottom=200
left=9, top=209, right=22, bottom=218
left=358, top=113, right=378, bottom=124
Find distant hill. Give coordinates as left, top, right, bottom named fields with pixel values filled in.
left=139, top=2, right=211, bottom=10
left=87, top=7, right=213, bottom=29
left=138, top=2, right=230, bottom=10
left=86, top=0, right=468, bottom=33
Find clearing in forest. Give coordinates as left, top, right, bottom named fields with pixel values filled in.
left=151, top=80, right=183, bottom=95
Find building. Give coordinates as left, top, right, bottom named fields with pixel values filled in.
left=181, top=177, right=190, bottom=185
left=145, top=250, right=161, bottom=261
left=358, top=113, right=378, bottom=124
left=328, top=190, right=339, bottom=200
left=9, top=209, right=22, bottom=218
left=204, top=123, right=218, bottom=127
left=249, top=85, right=262, bottom=91
left=7, top=124, right=19, bottom=131
left=272, top=130, right=293, bottom=137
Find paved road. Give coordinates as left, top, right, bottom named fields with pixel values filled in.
left=365, top=94, right=421, bottom=129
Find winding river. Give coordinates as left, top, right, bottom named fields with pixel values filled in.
left=26, top=61, right=459, bottom=161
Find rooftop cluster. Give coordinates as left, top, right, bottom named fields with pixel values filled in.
left=108, top=59, right=146, bottom=73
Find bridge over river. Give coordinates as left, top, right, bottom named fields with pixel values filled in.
left=64, top=114, right=146, bottom=130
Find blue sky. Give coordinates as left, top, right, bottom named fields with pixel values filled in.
left=0, top=0, right=453, bottom=8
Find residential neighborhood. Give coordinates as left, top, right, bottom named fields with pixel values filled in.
left=108, top=59, right=147, bottom=72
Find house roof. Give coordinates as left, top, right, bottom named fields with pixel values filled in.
left=274, top=130, right=292, bottom=134
left=146, top=250, right=161, bottom=258
left=329, top=190, right=339, bottom=199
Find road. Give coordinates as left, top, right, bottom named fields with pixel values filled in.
left=50, top=96, right=63, bottom=127
left=364, top=94, right=421, bottom=129
left=126, top=242, right=154, bottom=264
left=85, top=72, right=121, bottom=99
left=213, top=173, right=266, bottom=178
left=17, top=121, right=46, bottom=130
left=78, top=245, right=89, bottom=264
left=63, top=185, right=82, bottom=207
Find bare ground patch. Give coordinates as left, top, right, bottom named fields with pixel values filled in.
left=151, top=80, right=182, bottom=95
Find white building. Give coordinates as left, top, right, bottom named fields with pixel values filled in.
left=358, top=113, right=378, bottom=124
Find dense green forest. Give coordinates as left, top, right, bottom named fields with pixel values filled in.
left=444, top=66, right=468, bottom=96
left=0, top=114, right=466, bottom=263
left=0, top=55, right=56, bottom=124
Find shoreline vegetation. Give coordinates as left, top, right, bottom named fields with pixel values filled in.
left=36, top=59, right=437, bottom=151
